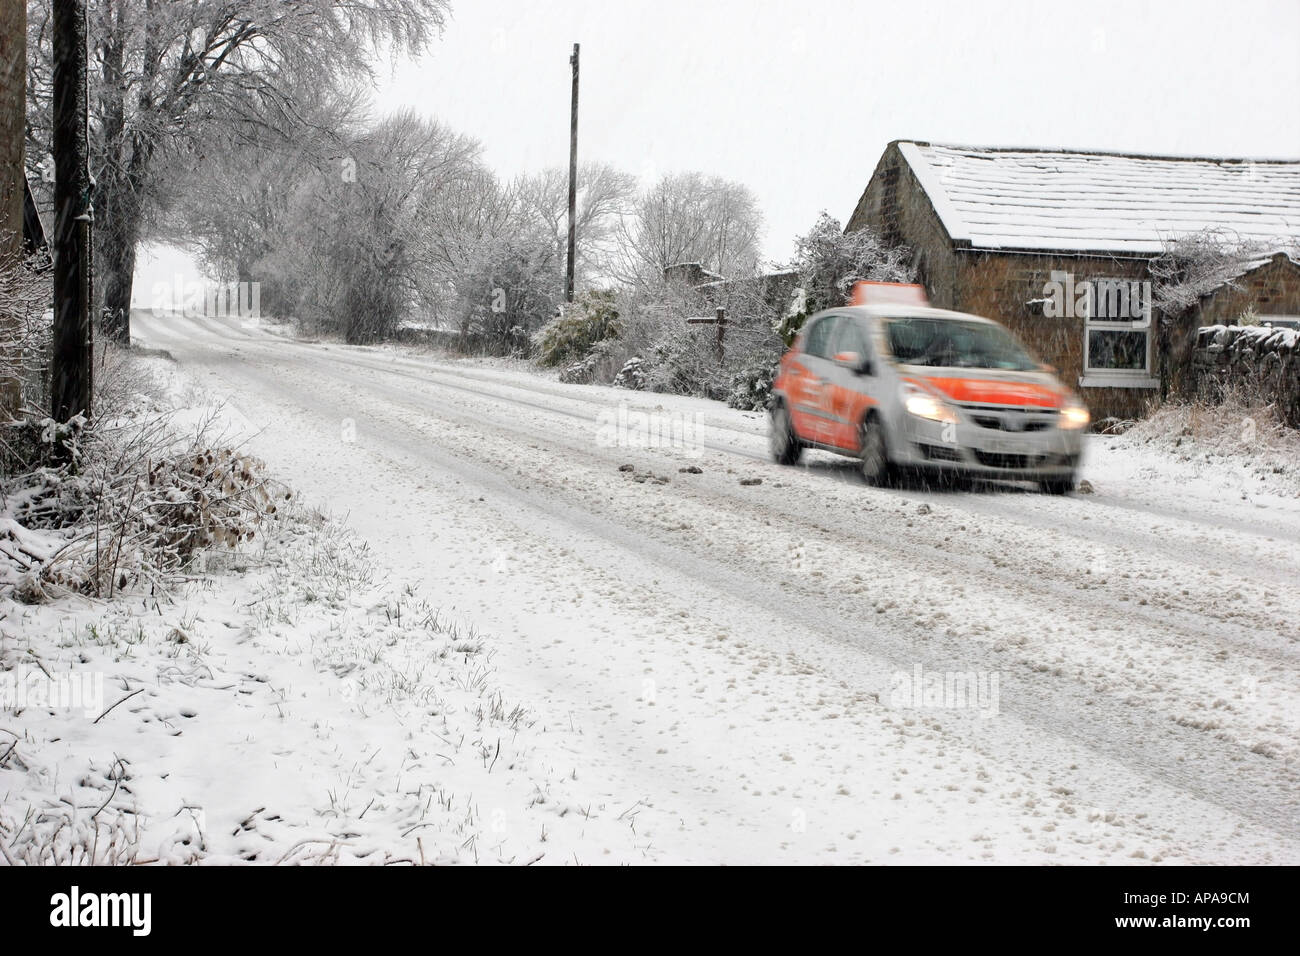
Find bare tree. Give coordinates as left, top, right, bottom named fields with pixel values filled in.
left=338, top=110, right=482, bottom=342
left=780, top=212, right=913, bottom=342
left=1148, top=228, right=1266, bottom=317
left=415, top=164, right=523, bottom=287
left=26, top=0, right=449, bottom=344
left=1148, top=228, right=1273, bottom=397
left=615, top=172, right=763, bottom=287
left=241, top=109, right=482, bottom=343
left=158, top=82, right=368, bottom=296
left=412, top=162, right=565, bottom=346
left=514, top=162, right=637, bottom=286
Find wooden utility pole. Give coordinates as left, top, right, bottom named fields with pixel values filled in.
left=51, top=0, right=93, bottom=423
left=0, top=0, right=26, bottom=417
left=565, top=42, right=579, bottom=303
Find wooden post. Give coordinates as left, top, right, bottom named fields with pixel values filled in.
left=685, top=307, right=728, bottom=365
left=565, top=43, right=579, bottom=303
left=51, top=0, right=93, bottom=423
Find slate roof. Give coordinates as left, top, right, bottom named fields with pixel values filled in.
left=894, top=141, right=1300, bottom=256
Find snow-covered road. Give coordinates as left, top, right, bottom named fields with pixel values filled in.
left=133, top=310, right=1300, bottom=864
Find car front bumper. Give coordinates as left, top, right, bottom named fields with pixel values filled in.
left=890, top=414, right=1084, bottom=478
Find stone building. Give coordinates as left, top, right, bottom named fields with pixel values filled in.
left=846, top=141, right=1300, bottom=421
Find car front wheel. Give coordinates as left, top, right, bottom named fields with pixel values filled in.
left=857, top=416, right=893, bottom=486
left=769, top=401, right=802, bottom=465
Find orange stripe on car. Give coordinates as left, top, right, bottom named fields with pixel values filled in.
left=917, top=376, right=1061, bottom=408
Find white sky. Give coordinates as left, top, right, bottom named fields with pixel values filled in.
left=370, top=0, right=1300, bottom=264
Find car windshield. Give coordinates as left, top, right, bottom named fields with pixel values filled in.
left=884, top=317, right=1039, bottom=371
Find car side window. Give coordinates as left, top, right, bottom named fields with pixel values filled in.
left=833, top=318, right=871, bottom=359
left=803, top=315, right=839, bottom=358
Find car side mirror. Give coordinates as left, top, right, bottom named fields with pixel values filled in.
left=1039, top=362, right=1057, bottom=374
left=834, top=350, right=872, bottom=375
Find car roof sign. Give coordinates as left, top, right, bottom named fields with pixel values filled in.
left=849, top=281, right=930, bottom=307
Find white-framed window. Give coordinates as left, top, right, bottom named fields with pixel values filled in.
left=1080, top=277, right=1159, bottom=389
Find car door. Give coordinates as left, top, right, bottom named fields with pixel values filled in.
left=786, top=314, right=838, bottom=443
left=821, top=315, right=878, bottom=450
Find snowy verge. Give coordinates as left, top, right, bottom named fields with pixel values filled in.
left=0, top=355, right=643, bottom=865
left=1108, top=400, right=1300, bottom=498
left=2, top=510, right=641, bottom=864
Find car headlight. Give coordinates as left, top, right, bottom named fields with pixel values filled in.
left=1059, top=404, right=1091, bottom=429
left=902, top=384, right=959, bottom=424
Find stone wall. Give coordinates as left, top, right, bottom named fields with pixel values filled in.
left=1153, top=254, right=1300, bottom=399
left=1191, top=324, right=1300, bottom=426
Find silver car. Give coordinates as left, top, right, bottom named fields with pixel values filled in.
left=769, top=300, right=1089, bottom=493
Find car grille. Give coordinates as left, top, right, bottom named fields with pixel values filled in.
left=974, top=451, right=1047, bottom=469
left=966, top=406, right=1058, bottom=432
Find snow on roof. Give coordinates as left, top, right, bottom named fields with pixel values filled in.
left=897, top=142, right=1300, bottom=256
left=1224, top=249, right=1300, bottom=280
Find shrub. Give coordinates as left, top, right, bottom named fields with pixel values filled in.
left=558, top=339, right=614, bottom=384
left=613, top=356, right=648, bottom=390
left=727, top=353, right=781, bottom=410
left=458, top=237, right=562, bottom=356
left=1148, top=229, right=1265, bottom=317
left=533, top=290, right=620, bottom=367
left=1, top=357, right=289, bottom=603
left=645, top=323, right=728, bottom=400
